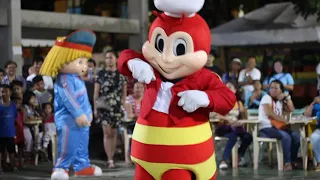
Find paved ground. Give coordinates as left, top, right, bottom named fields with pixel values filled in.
left=1, top=160, right=320, bottom=180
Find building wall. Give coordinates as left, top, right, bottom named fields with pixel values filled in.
left=0, top=0, right=148, bottom=73
left=0, top=0, right=23, bottom=75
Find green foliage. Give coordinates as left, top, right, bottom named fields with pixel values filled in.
left=291, top=0, right=320, bottom=20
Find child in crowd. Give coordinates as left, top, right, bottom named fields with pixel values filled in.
left=11, top=93, right=25, bottom=168
left=38, top=103, right=56, bottom=157
left=10, top=80, right=24, bottom=99
left=32, top=75, right=52, bottom=108
left=23, top=91, right=42, bottom=160
left=0, top=69, right=4, bottom=83
left=214, top=81, right=252, bottom=170
left=0, top=85, right=18, bottom=173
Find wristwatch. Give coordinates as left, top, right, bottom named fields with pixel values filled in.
left=285, top=95, right=291, bottom=100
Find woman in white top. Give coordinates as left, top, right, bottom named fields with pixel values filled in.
left=258, top=80, right=298, bottom=171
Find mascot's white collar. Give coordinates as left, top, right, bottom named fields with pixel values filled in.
left=164, top=12, right=196, bottom=18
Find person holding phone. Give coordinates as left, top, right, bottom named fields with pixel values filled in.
left=258, top=80, right=298, bottom=171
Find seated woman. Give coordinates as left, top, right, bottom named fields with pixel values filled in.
left=304, top=96, right=320, bottom=170
left=245, top=80, right=267, bottom=109
left=258, top=80, right=297, bottom=171
left=215, top=82, right=252, bottom=170
left=123, top=81, right=145, bottom=163
left=124, top=81, right=145, bottom=134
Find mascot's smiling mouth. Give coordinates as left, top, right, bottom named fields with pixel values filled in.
left=156, top=62, right=181, bottom=74
left=158, top=65, right=170, bottom=73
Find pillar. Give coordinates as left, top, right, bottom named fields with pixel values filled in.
left=128, top=0, right=149, bottom=52
left=0, top=0, right=23, bottom=75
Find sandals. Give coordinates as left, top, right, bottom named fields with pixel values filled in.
left=107, top=160, right=115, bottom=168
left=284, top=163, right=292, bottom=171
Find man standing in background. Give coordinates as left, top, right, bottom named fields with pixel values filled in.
left=205, top=51, right=222, bottom=77
left=83, top=59, right=96, bottom=107
left=238, top=56, right=261, bottom=101
left=27, top=57, right=54, bottom=90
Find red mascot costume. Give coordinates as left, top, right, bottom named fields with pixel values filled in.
left=118, top=0, right=236, bottom=179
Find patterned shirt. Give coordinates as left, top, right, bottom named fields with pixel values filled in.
left=125, top=95, right=141, bottom=117
left=1, top=75, right=26, bottom=90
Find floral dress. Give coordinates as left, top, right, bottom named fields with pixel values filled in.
left=96, top=69, right=127, bottom=128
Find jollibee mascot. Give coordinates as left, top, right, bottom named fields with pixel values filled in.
left=40, top=29, right=102, bottom=180
left=118, top=0, right=236, bottom=179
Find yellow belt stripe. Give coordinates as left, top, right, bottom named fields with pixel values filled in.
left=131, top=153, right=216, bottom=180
left=132, top=122, right=212, bottom=145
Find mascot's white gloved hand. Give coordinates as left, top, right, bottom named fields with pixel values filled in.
left=128, top=58, right=156, bottom=84
left=177, top=90, right=210, bottom=113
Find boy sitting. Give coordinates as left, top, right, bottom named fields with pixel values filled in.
left=32, top=75, right=52, bottom=107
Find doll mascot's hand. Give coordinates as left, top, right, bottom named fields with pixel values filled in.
left=128, top=58, right=156, bottom=84
left=76, top=114, right=89, bottom=127
left=177, top=90, right=210, bottom=113
left=88, top=114, right=93, bottom=126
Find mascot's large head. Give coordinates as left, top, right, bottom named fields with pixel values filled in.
left=142, top=0, right=210, bottom=80
left=40, top=29, right=96, bottom=77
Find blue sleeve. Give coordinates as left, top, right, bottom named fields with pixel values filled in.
left=58, top=75, right=84, bottom=119
left=222, top=73, right=227, bottom=83
left=252, top=99, right=260, bottom=106
left=314, top=104, right=320, bottom=111
left=263, top=77, right=268, bottom=85
left=286, top=73, right=294, bottom=85
left=316, top=111, right=320, bottom=121
left=244, top=91, right=252, bottom=108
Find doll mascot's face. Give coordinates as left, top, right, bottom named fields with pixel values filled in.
left=142, top=0, right=209, bottom=80
left=60, top=57, right=89, bottom=76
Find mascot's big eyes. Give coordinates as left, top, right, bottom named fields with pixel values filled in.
left=155, top=34, right=164, bottom=53
left=173, top=38, right=187, bottom=56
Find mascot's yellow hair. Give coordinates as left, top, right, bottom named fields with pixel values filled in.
left=39, top=37, right=92, bottom=77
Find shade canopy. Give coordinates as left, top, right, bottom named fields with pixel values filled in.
left=211, top=2, right=320, bottom=46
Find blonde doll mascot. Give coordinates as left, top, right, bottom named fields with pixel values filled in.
left=40, top=29, right=102, bottom=180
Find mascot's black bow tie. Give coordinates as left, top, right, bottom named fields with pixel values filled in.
left=160, top=75, right=183, bottom=84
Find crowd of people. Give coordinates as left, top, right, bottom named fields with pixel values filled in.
left=209, top=56, right=320, bottom=172
left=0, top=50, right=142, bottom=174
left=0, top=49, right=320, bottom=175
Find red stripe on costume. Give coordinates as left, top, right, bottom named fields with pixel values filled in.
left=131, top=136, right=215, bottom=164
left=55, top=40, right=93, bottom=53
left=63, top=75, right=80, bottom=108
left=139, top=109, right=208, bottom=127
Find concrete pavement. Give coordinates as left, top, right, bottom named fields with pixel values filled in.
left=1, top=160, right=320, bottom=180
